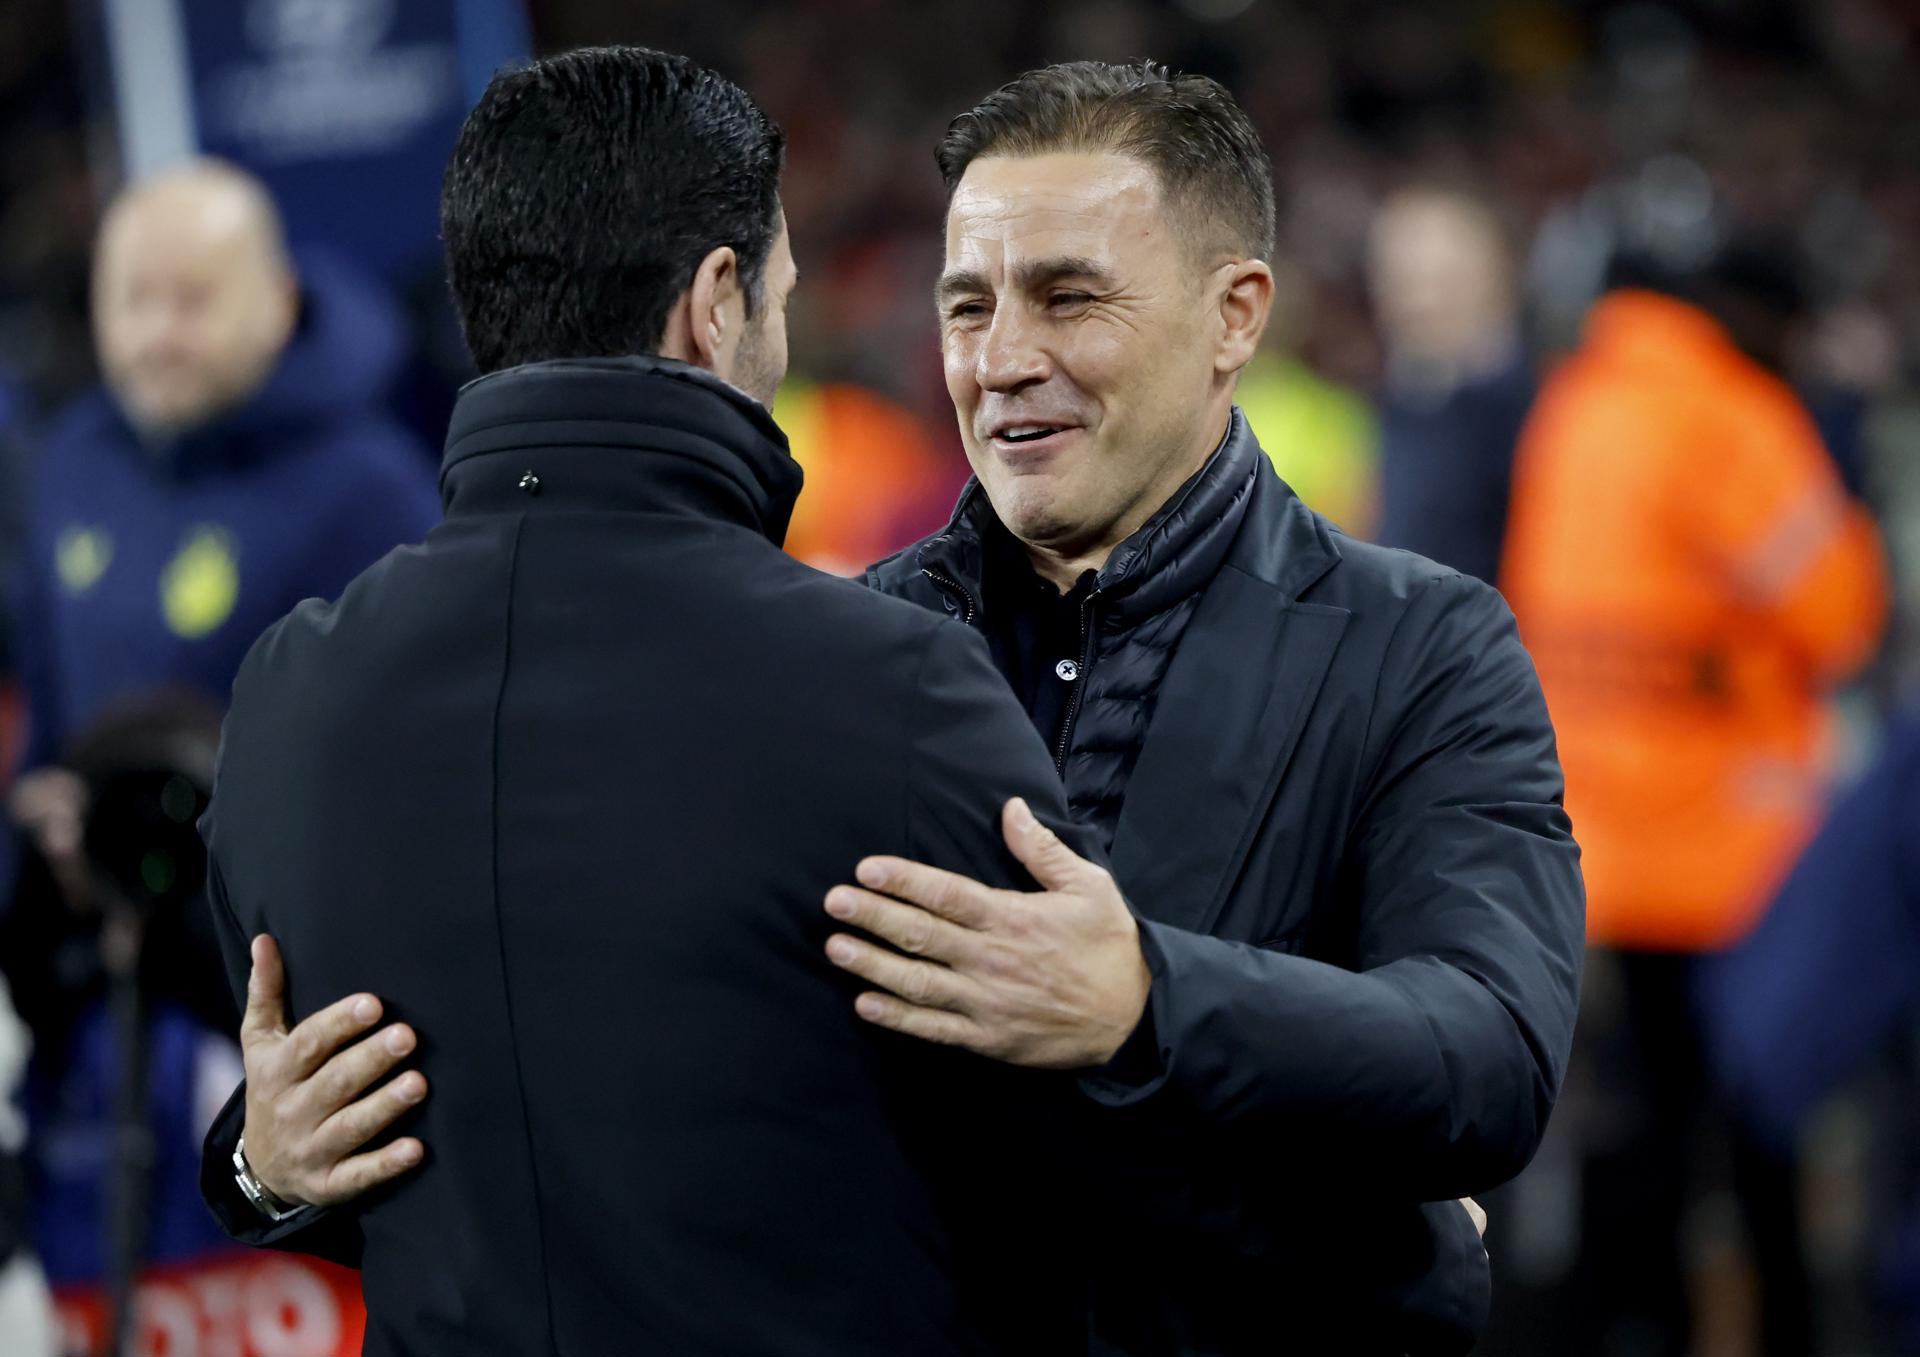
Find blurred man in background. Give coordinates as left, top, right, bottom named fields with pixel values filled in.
left=9, top=160, right=438, bottom=889
left=2, top=159, right=437, bottom=1304
left=1368, top=186, right=1535, bottom=588
left=1502, top=241, right=1891, bottom=1356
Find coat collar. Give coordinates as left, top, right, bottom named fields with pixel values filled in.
left=916, top=407, right=1282, bottom=621
left=438, top=356, right=804, bottom=546
left=1215, top=447, right=1344, bottom=601
left=1108, top=457, right=1349, bottom=934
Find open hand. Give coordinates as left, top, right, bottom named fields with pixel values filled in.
left=824, top=798, right=1151, bottom=1069
left=239, top=935, right=428, bottom=1208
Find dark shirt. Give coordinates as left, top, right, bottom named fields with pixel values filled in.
left=979, top=526, right=1097, bottom=764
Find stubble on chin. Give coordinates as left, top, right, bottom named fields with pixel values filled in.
left=731, top=325, right=782, bottom=409
left=990, top=476, right=1085, bottom=554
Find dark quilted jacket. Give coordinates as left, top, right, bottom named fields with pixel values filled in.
left=864, top=413, right=1259, bottom=853
left=867, top=408, right=1585, bottom=1356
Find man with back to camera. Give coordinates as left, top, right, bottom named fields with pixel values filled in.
left=190, top=46, right=1104, bottom=1355
left=208, top=60, right=1586, bottom=1355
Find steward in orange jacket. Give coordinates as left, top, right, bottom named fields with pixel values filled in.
left=1503, top=288, right=1888, bottom=952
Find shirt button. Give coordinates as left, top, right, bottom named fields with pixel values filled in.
left=1055, top=659, right=1080, bottom=681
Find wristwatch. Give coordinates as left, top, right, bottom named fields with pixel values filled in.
left=232, top=1135, right=309, bottom=1222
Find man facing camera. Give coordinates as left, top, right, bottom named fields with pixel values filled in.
left=833, top=64, right=1583, bottom=1354
left=196, top=48, right=1100, bottom=1355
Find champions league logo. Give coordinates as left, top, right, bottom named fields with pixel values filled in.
left=246, top=0, right=396, bottom=60
left=209, top=0, right=458, bottom=163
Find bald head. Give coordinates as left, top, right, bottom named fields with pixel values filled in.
left=1367, top=188, right=1515, bottom=373
left=94, top=160, right=298, bottom=435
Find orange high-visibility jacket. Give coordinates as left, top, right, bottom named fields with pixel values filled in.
left=774, top=378, right=954, bottom=577
left=1502, top=290, right=1889, bottom=952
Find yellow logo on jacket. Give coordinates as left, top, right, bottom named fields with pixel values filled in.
left=160, top=526, right=240, bottom=639
left=54, top=526, right=114, bottom=595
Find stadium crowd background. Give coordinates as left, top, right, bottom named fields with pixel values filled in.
left=0, top=0, right=1917, bottom=1353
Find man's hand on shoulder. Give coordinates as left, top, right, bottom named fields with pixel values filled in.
left=239, top=934, right=429, bottom=1208
left=823, top=798, right=1151, bottom=1069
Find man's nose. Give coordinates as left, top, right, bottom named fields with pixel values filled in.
left=125, top=307, right=187, bottom=354
left=975, top=306, right=1049, bottom=393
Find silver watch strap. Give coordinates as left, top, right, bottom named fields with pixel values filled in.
left=233, top=1134, right=309, bottom=1222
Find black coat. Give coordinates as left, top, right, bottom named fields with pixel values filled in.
left=196, top=357, right=1097, bottom=1356
left=870, top=426, right=1586, bottom=1355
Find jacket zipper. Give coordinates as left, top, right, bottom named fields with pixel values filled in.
left=1054, top=598, right=1097, bottom=775
left=921, top=568, right=978, bottom=627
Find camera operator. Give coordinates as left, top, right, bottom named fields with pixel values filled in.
left=0, top=694, right=239, bottom=1340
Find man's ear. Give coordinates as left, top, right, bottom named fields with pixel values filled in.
left=1214, top=259, right=1274, bottom=377
left=685, top=245, right=743, bottom=374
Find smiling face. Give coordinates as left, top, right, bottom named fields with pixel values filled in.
left=939, top=151, right=1263, bottom=575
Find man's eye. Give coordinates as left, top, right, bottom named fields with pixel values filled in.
left=1049, top=291, right=1093, bottom=308
left=949, top=302, right=989, bottom=320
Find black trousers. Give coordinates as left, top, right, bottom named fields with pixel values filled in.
left=1480, top=949, right=1812, bottom=1356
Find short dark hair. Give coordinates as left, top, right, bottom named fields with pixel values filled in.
left=935, top=61, right=1275, bottom=263
left=441, top=46, right=785, bottom=374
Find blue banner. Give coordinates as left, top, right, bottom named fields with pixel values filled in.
left=99, top=0, right=528, bottom=286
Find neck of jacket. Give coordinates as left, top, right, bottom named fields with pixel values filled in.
left=909, top=410, right=1264, bottom=848
left=437, top=356, right=803, bottom=543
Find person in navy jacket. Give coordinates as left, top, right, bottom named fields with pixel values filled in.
left=12, top=162, right=438, bottom=788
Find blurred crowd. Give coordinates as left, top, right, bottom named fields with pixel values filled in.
left=0, top=0, right=1917, bottom=1354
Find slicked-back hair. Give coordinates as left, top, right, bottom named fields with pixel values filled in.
left=442, top=46, right=785, bottom=374
left=936, top=61, right=1275, bottom=265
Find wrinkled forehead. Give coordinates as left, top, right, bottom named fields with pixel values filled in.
left=942, top=152, right=1176, bottom=280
